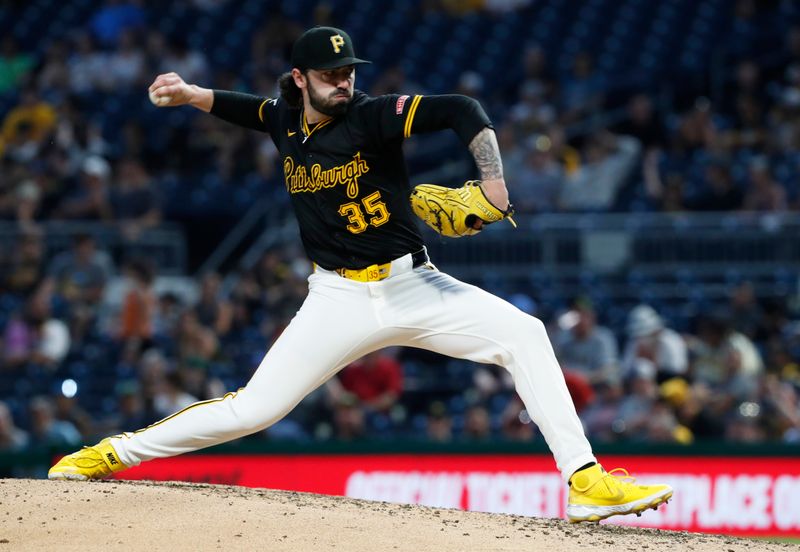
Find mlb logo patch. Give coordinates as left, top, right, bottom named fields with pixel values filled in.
left=396, top=95, right=410, bottom=115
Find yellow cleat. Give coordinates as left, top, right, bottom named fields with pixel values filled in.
left=48, top=438, right=128, bottom=481
left=567, top=464, right=673, bottom=523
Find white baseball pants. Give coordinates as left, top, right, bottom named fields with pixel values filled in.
left=112, top=251, right=595, bottom=482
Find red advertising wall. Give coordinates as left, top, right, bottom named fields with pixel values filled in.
left=116, top=454, right=800, bottom=537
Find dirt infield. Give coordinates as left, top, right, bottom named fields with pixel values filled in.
left=0, top=479, right=796, bottom=551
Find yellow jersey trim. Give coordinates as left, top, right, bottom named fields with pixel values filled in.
left=302, top=112, right=334, bottom=139
left=258, top=99, right=269, bottom=123
left=403, top=95, right=423, bottom=138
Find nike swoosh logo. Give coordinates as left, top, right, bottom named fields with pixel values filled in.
left=288, top=130, right=296, bottom=137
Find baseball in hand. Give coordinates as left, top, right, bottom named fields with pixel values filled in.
left=149, top=89, right=172, bottom=107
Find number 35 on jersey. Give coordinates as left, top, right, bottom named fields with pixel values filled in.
left=338, top=191, right=390, bottom=234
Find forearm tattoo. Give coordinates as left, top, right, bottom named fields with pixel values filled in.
left=468, top=127, right=503, bottom=180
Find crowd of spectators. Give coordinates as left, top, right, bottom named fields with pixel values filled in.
left=1, top=0, right=800, bottom=458
left=1, top=232, right=798, bottom=453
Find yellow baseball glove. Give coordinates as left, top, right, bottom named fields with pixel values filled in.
left=410, top=180, right=516, bottom=238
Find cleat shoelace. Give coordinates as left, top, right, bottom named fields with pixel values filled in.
left=597, top=468, right=639, bottom=496
left=606, top=468, right=636, bottom=485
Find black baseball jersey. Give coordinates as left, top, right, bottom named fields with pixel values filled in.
left=211, top=90, right=492, bottom=270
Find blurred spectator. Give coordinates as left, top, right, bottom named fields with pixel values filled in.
left=512, top=135, right=564, bottom=213
left=160, top=36, right=209, bottom=86
left=559, top=51, right=606, bottom=123
left=152, top=291, right=183, bottom=343
left=614, top=360, right=659, bottom=441
left=46, top=233, right=114, bottom=307
left=728, top=281, right=763, bottom=339
left=725, top=0, right=760, bottom=59
left=580, top=381, right=624, bottom=441
left=463, top=405, right=491, bottom=440
left=335, top=351, right=403, bottom=413
left=68, top=33, right=111, bottom=93
left=45, top=232, right=114, bottom=344
left=109, top=157, right=162, bottom=239
left=622, top=305, right=688, bottom=382
left=669, top=380, right=726, bottom=439
left=518, top=43, right=555, bottom=99
left=671, top=98, right=719, bottom=155
left=644, top=155, right=692, bottom=212
left=54, top=156, right=113, bottom=220
left=52, top=95, right=110, bottom=166
left=0, top=401, right=29, bottom=452
left=103, top=380, right=152, bottom=434
left=137, top=348, right=169, bottom=408
left=552, top=298, right=620, bottom=386
left=119, top=257, right=156, bottom=360
left=27, top=396, right=82, bottom=447
left=194, top=272, right=233, bottom=337
left=690, top=161, right=743, bottom=211
left=36, top=40, right=70, bottom=94
left=721, top=59, right=765, bottom=116
left=311, top=1, right=335, bottom=26
left=722, top=94, right=767, bottom=151
left=455, top=71, right=485, bottom=103
left=250, top=10, right=303, bottom=68
left=742, top=157, right=787, bottom=211
left=0, top=36, right=35, bottom=93
left=426, top=401, right=453, bottom=442
left=176, top=310, right=219, bottom=364
left=153, top=371, right=198, bottom=418
left=562, top=370, right=595, bottom=414
left=507, top=80, right=557, bottom=136
left=1, top=227, right=46, bottom=296
left=644, top=400, right=691, bottom=444
left=177, top=357, right=225, bottom=402
left=332, top=392, right=365, bottom=441
left=2, top=291, right=70, bottom=370
left=615, top=94, right=667, bottom=151
left=498, top=125, right=525, bottom=185
left=53, top=392, right=94, bottom=440
left=559, top=132, right=641, bottom=210
left=13, top=179, right=42, bottom=224
left=108, top=30, right=146, bottom=90
left=548, top=125, right=581, bottom=175
left=0, top=88, right=57, bottom=161
left=118, top=120, right=161, bottom=168
left=688, top=313, right=764, bottom=393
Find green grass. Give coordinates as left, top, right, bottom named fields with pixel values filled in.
left=749, top=536, right=800, bottom=545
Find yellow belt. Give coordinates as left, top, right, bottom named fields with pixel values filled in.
left=335, top=262, right=392, bottom=282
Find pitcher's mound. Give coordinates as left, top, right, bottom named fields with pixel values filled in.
left=0, top=479, right=794, bottom=551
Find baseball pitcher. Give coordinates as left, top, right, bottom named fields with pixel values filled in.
left=50, top=27, right=672, bottom=523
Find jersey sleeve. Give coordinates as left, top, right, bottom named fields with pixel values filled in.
left=210, top=90, right=282, bottom=140
left=363, top=93, right=493, bottom=146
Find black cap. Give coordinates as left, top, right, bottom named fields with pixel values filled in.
left=290, top=26, right=371, bottom=71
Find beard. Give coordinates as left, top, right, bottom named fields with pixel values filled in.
left=307, top=79, right=352, bottom=117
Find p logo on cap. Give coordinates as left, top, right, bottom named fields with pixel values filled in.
left=330, top=34, right=345, bottom=53
left=290, top=26, right=371, bottom=70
